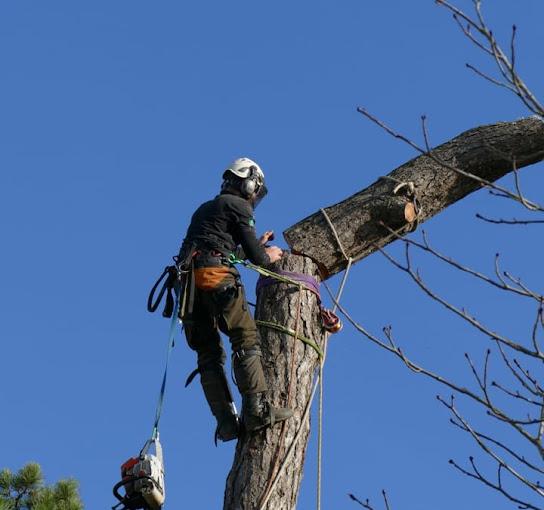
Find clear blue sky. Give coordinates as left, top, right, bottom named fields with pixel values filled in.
left=1, top=1, right=543, bottom=508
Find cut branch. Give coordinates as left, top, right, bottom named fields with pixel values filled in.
left=283, top=117, right=544, bottom=278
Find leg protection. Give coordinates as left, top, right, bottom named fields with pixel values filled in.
left=199, top=362, right=240, bottom=443
left=232, top=347, right=267, bottom=395
left=233, top=348, right=293, bottom=432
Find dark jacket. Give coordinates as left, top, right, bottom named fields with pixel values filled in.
left=183, top=191, right=270, bottom=266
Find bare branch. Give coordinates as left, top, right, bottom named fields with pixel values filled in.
left=538, top=399, right=544, bottom=443
left=502, top=271, right=544, bottom=302
left=450, top=419, right=544, bottom=475
left=476, top=214, right=544, bottom=225
left=513, top=359, right=544, bottom=394
left=440, top=396, right=544, bottom=500
left=348, top=491, right=391, bottom=510
left=510, top=24, right=517, bottom=70
left=357, top=107, right=544, bottom=211
left=452, top=14, right=493, bottom=54
left=420, top=115, right=432, bottom=152
left=348, top=493, right=376, bottom=510
left=491, top=381, right=544, bottom=408
left=465, top=63, right=518, bottom=93
left=532, top=306, right=544, bottom=355
left=512, top=159, right=541, bottom=212
left=465, top=351, right=487, bottom=394
left=407, top=232, right=543, bottom=301
left=378, top=244, right=543, bottom=359
left=449, top=457, right=541, bottom=510
left=496, top=341, right=543, bottom=398
left=436, top=0, right=544, bottom=116
left=322, top=282, right=544, bottom=457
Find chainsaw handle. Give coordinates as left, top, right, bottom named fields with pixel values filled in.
left=112, top=475, right=157, bottom=504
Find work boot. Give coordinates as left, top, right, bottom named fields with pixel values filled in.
left=242, top=392, right=293, bottom=433
left=199, top=367, right=240, bottom=442
left=213, top=406, right=240, bottom=443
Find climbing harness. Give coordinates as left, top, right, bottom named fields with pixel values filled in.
left=113, top=266, right=183, bottom=510
left=147, top=242, right=197, bottom=320
left=147, top=265, right=179, bottom=318
left=149, top=247, right=244, bottom=445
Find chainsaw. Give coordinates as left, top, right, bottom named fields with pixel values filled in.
left=112, top=435, right=165, bottom=510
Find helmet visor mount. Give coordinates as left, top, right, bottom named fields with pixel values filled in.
left=251, top=183, right=268, bottom=208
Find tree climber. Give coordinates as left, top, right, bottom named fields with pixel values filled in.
left=179, top=158, right=293, bottom=442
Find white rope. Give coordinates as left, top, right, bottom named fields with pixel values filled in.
left=259, top=210, right=352, bottom=510
left=317, top=256, right=352, bottom=510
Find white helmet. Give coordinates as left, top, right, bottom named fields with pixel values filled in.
left=222, top=157, right=268, bottom=204
left=223, top=157, right=265, bottom=181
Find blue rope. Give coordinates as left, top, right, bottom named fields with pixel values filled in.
left=151, top=288, right=180, bottom=440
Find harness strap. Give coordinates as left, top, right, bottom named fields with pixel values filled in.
left=184, top=368, right=200, bottom=387
left=147, top=266, right=173, bottom=313
left=181, top=258, right=196, bottom=321
left=162, top=279, right=176, bottom=319
left=147, top=287, right=180, bottom=444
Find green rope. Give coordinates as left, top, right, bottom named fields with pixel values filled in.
left=229, top=254, right=308, bottom=288
left=255, top=320, right=323, bottom=359
left=229, top=254, right=323, bottom=358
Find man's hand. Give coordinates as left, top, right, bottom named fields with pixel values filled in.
left=265, top=245, right=283, bottom=263
left=259, top=230, right=275, bottom=245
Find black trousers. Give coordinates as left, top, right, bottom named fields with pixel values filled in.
left=184, top=282, right=267, bottom=394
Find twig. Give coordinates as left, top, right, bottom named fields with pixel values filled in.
left=436, top=0, right=544, bottom=116
left=357, top=107, right=543, bottom=211
left=476, top=214, right=544, bottom=225
left=378, top=244, right=542, bottom=359
left=440, top=396, right=544, bottom=498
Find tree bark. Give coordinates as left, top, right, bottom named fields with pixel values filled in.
left=223, top=116, right=544, bottom=509
left=284, top=116, right=544, bottom=278
left=224, top=254, right=325, bottom=510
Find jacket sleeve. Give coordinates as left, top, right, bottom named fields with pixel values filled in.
left=228, top=198, right=270, bottom=266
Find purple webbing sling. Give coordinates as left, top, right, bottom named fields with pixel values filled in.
left=255, top=270, right=321, bottom=300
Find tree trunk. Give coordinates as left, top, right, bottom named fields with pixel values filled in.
left=223, top=116, right=544, bottom=509
left=284, top=116, right=544, bottom=278
left=224, top=254, right=325, bottom=510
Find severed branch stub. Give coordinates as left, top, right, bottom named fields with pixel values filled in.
left=283, top=116, right=544, bottom=279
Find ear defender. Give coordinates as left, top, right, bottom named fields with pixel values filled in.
left=240, top=166, right=260, bottom=198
